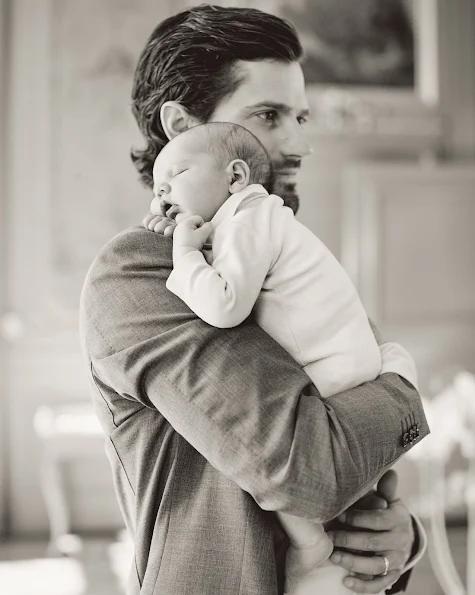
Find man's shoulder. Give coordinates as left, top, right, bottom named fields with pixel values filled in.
left=79, top=226, right=174, bottom=357
left=99, top=224, right=171, bottom=261
left=88, top=225, right=172, bottom=277
left=81, top=225, right=173, bottom=314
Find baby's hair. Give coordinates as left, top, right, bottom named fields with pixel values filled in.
left=177, top=122, right=275, bottom=193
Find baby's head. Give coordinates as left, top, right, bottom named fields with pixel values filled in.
left=152, top=122, right=274, bottom=223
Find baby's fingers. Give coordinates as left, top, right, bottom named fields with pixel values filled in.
left=143, top=213, right=171, bottom=235
left=143, top=212, right=158, bottom=228
left=163, top=222, right=177, bottom=237
left=199, top=221, right=214, bottom=239
left=181, top=215, right=205, bottom=229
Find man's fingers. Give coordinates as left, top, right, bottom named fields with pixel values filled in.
left=376, top=469, right=399, bottom=504
left=335, top=503, right=404, bottom=531
left=343, top=570, right=400, bottom=594
left=330, top=549, right=405, bottom=574
left=349, top=493, right=388, bottom=512
left=328, top=528, right=407, bottom=552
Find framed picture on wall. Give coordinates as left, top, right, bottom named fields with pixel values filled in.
left=213, top=0, right=442, bottom=138
left=262, top=0, right=416, bottom=88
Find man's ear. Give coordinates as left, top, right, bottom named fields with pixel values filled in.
left=160, top=101, right=200, bottom=140
left=226, top=159, right=251, bottom=194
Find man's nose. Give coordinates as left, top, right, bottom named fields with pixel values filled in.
left=281, top=123, right=313, bottom=160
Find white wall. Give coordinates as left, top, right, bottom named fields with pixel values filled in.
left=2, top=0, right=174, bottom=536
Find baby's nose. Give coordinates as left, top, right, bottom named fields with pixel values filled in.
left=158, top=182, right=171, bottom=196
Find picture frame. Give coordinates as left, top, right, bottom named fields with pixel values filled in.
left=213, top=0, right=443, bottom=139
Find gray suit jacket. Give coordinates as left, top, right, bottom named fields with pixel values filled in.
left=79, top=226, right=429, bottom=595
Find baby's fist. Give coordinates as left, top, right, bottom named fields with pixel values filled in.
left=174, top=216, right=213, bottom=250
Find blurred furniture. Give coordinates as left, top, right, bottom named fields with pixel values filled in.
left=33, top=402, right=104, bottom=554
left=406, top=372, right=475, bottom=595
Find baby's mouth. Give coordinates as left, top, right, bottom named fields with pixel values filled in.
left=160, top=200, right=180, bottom=220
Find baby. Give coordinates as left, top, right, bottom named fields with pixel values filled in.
left=145, top=122, right=418, bottom=595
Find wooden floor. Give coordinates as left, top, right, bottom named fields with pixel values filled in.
left=0, top=526, right=468, bottom=595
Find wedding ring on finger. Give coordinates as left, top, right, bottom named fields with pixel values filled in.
left=379, top=555, right=390, bottom=577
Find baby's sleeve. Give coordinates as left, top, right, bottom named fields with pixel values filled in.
left=166, top=220, right=274, bottom=328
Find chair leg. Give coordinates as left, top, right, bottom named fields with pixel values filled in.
left=40, top=450, right=73, bottom=555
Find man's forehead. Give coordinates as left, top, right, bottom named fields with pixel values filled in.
left=228, top=60, right=309, bottom=113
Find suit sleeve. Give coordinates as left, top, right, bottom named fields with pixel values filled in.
left=81, top=228, right=430, bottom=523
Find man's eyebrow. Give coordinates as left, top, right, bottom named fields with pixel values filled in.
left=245, top=101, right=310, bottom=118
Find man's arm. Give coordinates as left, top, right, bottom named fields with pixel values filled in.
left=81, top=227, right=429, bottom=523
left=327, top=325, right=427, bottom=593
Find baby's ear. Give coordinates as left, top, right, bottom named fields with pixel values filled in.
left=226, top=159, right=250, bottom=194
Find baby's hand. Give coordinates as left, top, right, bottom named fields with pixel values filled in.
left=173, top=216, right=213, bottom=254
left=143, top=211, right=177, bottom=237
left=143, top=193, right=177, bottom=236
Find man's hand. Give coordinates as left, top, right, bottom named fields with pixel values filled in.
left=327, top=470, right=414, bottom=594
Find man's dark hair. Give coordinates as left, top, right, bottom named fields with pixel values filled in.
left=131, top=4, right=303, bottom=188
left=172, top=122, right=275, bottom=193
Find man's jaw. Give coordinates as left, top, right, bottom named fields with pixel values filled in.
left=272, top=158, right=301, bottom=214
left=273, top=173, right=300, bottom=215
left=276, top=182, right=299, bottom=214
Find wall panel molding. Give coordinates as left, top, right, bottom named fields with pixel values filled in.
left=341, top=161, right=475, bottom=392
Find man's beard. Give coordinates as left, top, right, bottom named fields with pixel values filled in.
left=273, top=177, right=300, bottom=215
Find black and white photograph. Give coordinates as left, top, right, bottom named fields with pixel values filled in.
left=0, top=2, right=474, bottom=595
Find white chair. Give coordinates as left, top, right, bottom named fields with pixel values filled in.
left=407, top=372, right=475, bottom=595
left=33, top=402, right=104, bottom=555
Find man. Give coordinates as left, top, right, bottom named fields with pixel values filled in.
left=80, top=5, right=428, bottom=594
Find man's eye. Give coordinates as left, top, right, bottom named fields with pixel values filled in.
left=172, top=168, right=187, bottom=177
left=298, top=116, right=308, bottom=126
left=257, top=110, right=277, bottom=124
